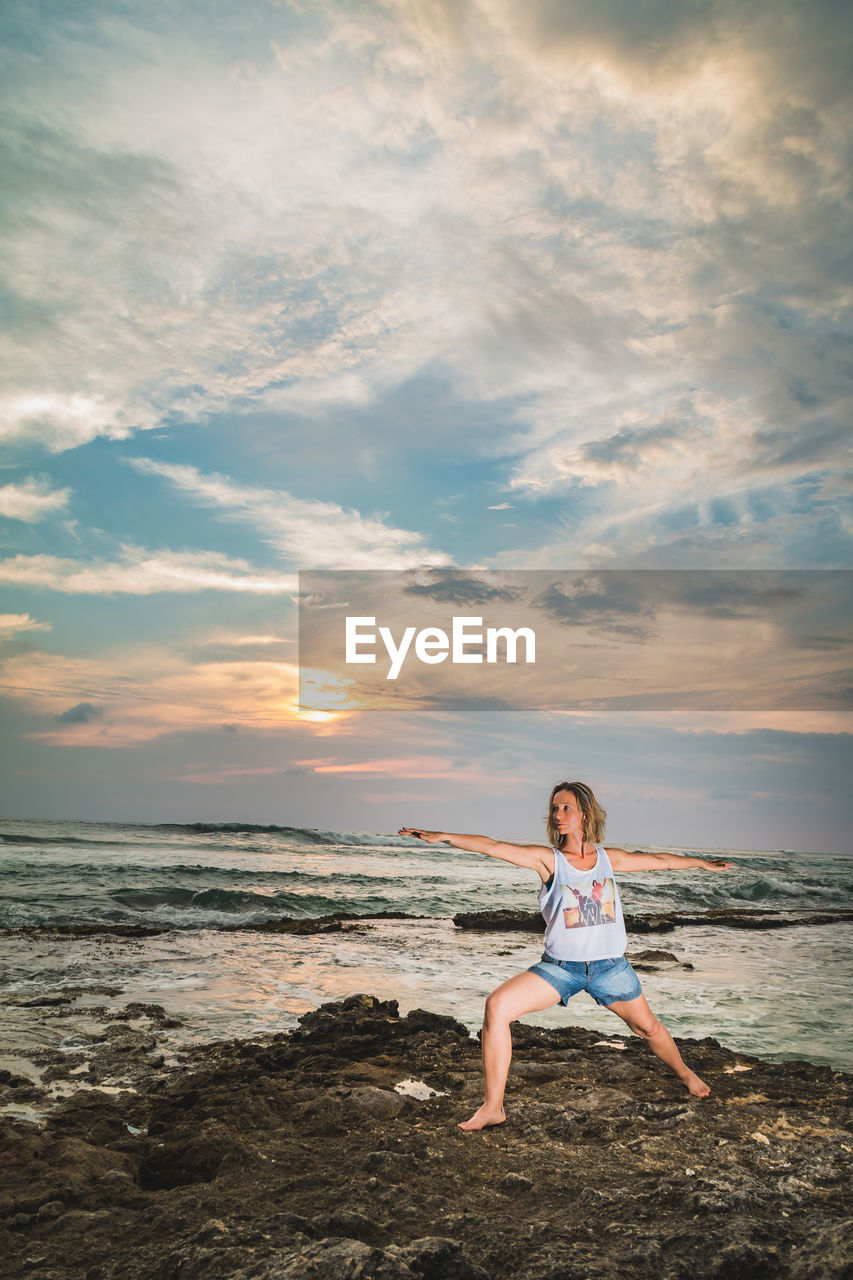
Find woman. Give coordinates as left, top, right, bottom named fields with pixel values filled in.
left=399, top=780, right=733, bottom=1132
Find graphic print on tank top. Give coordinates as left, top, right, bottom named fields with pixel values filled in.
left=539, top=845, right=627, bottom=961
left=561, top=877, right=617, bottom=929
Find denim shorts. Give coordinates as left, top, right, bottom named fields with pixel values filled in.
left=528, top=953, right=643, bottom=1007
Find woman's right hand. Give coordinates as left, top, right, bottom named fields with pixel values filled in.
left=398, top=827, right=446, bottom=844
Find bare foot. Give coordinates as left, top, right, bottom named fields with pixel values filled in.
left=682, top=1071, right=711, bottom=1098
left=458, top=1103, right=506, bottom=1131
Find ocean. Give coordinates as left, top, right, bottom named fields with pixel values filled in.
left=1, top=818, right=851, bottom=1117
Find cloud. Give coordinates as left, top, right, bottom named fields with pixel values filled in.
left=0, top=546, right=297, bottom=595
left=1, top=0, right=849, bottom=568
left=208, top=632, right=292, bottom=647
left=128, top=458, right=450, bottom=569
left=0, top=394, right=142, bottom=453
left=299, top=567, right=851, bottom=715
left=174, top=764, right=283, bottom=785
left=505, top=384, right=852, bottom=516
left=0, top=476, right=71, bottom=521
left=54, top=701, right=103, bottom=724
left=300, top=754, right=489, bottom=781
left=531, top=570, right=812, bottom=629
left=493, top=487, right=852, bottom=571
left=0, top=640, right=309, bottom=745
left=0, top=613, right=52, bottom=634
left=403, top=571, right=519, bottom=606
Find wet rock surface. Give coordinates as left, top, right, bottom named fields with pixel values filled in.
left=1, top=993, right=851, bottom=1280
left=1, top=1001, right=186, bottom=1123
left=627, top=948, right=694, bottom=973
left=6, top=906, right=853, bottom=943
left=453, top=907, right=853, bottom=933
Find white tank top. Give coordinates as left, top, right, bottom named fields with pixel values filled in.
left=538, top=845, right=627, bottom=961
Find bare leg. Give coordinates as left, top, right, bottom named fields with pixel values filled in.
left=606, top=993, right=711, bottom=1097
left=459, top=971, right=562, bottom=1131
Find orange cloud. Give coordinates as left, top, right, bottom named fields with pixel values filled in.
left=173, top=765, right=285, bottom=784
left=0, top=644, right=326, bottom=745
left=305, top=755, right=488, bottom=780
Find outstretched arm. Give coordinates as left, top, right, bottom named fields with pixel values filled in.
left=398, top=827, right=554, bottom=882
left=607, top=847, right=734, bottom=872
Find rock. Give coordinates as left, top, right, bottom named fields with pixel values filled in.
left=0, top=1070, right=37, bottom=1088
left=36, top=1200, right=65, bottom=1219
left=192, top=1217, right=232, bottom=1240
left=788, top=1218, right=853, bottom=1279
left=55, top=1208, right=115, bottom=1229
left=232, top=1238, right=416, bottom=1279
left=498, top=1173, right=533, bottom=1193
left=46, top=1091, right=139, bottom=1146
left=363, top=1150, right=417, bottom=1179
left=629, top=949, right=681, bottom=962
left=299, top=993, right=401, bottom=1026
left=154, top=1241, right=251, bottom=1280
left=510, top=1062, right=566, bottom=1081
left=1, top=993, right=850, bottom=1280
left=107, top=1002, right=171, bottom=1023
left=452, top=908, right=853, bottom=934
left=403, top=1009, right=472, bottom=1040
left=347, top=1086, right=407, bottom=1118
left=625, top=908, right=853, bottom=933
left=102, top=1024, right=158, bottom=1052
left=453, top=910, right=542, bottom=932
left=99, top=1168, right=136, bottom=1186
left=261, top=1211, right=316, bottom=1237
left=394, top=1236, right=490, bottom=1280
left=627, top=947, right=694, bottom=972
left=138, top=1129, right=241, bottom=1190
left=566, top=1088, right=636, bottom=1113
left=310, top=1210, right=382, bottom=1242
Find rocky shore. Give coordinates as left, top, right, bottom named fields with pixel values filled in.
left=4, top=906, right=850, bottom=947
left=2, top=992, right=851, bottom=1280
left=453, top=908, right=853, bottom=934
left=4, top=906, right=853, bottom=941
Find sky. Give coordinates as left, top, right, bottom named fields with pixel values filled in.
left=1, top=0, right=851, bottom=850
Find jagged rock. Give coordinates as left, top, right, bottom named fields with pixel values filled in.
left=35, top=1200, right=64, bottom=1219
left=346, top=1086, right=408, bottom=1118
left=231, top=1238, right=416, bottom=1279
left=567, top=1087, right=636, bottom=1113
left=0, top=993, right=849, bottom=1280
left=452, top=908, right=853, bottom=934
left=627, top=947, right=694, bottom=972
left=498, top=1173, right=533, bottom=1194
left=310, top=1210, right=382, bottom=1242
left=510, top=1062, right=566, bottom=1081
left=788, top=1219, right=853, bottom=1279
left=394, top=1236, right=490, bottom=1280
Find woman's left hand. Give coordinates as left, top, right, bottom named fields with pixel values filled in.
left=702, top=858, right=735, bottom=870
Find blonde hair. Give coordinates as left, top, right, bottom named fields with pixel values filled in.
left=545, top=781, right=607, bottom=848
